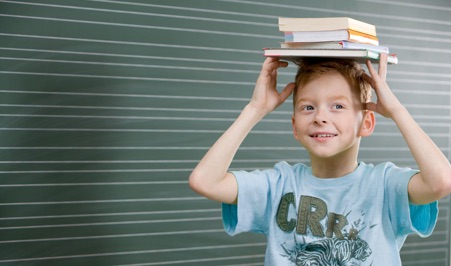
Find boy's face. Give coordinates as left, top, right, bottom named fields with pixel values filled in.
left=292, top=72, right=371, bottom=161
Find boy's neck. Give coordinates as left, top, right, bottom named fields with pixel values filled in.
left=310, top=156, right=359, bottom=178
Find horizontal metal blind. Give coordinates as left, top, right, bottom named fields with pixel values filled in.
left=0, top=0, right=450, bottom=265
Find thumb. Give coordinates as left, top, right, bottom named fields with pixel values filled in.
left=280, top=82, right=296, bottom=102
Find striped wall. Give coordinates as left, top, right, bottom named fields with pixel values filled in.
left=0, top=0, right=450, bottom=265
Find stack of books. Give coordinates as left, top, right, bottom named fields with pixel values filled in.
left=264, top=17, right=398, bottom=64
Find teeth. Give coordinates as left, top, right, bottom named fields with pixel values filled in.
left=315, top=134, right=335, bottom=137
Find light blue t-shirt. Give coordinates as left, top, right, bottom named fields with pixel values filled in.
left=222, top=161, right=438, bottom=266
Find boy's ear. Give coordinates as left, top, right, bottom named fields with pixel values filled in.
left=291, top=115, right=298, bottom=138
left=359, top=110, right=376, bottom=137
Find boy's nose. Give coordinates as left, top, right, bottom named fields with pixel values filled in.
left=314, top=109, right=328, bottom=124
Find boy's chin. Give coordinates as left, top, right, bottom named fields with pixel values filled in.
left=307, top=147, right=357, bottom=161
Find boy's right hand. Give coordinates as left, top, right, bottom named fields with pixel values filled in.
left=249, top=57, right=295, bottom=116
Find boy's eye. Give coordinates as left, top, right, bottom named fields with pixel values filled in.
left=333, top=104, right=344, bottom=109
left=302, top=106, right=314, bottom=111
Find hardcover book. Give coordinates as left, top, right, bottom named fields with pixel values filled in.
left=263, top=48, right=398, bottom=64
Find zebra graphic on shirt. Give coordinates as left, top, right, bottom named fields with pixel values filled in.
left=282, top=236, right=372, bottom=266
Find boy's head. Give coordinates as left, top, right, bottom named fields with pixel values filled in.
left=293, top=58, right=372, bottom=108
left=291, top=58, right=376, bottom=164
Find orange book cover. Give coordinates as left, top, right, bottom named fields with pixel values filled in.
left=347, top=30, right=379, bottom=45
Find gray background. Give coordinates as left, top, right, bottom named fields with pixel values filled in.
left=0, top=0, right=450, bottom=265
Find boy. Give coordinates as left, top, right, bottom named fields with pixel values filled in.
left=189, top=54, right=451, bottom=265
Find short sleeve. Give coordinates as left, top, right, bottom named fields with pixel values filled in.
left=222, top=168, right=279, bottom=236
left=384, top=163, right=438, bottom=239
left=409, top=202, right=438, bottom=237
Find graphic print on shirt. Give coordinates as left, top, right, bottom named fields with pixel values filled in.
left=281, top=236, right=372, bottom=266
left=276, top=193, right=374, bottom=265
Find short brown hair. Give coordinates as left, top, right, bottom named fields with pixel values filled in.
left=293, top=58, right=372, bottom=108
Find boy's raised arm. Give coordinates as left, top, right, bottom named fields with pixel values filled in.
left=189, top=57, right=295, bottom=204
left=365, top=54, right=451, bottom=205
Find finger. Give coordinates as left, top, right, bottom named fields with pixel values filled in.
left=263, top=56, right=276, bottom=64
left=269, top=69, right=277, bottom=87
left=262, top=57, right=278, bottom=72
left=362, top=72, right=377, bottom=89
left=278, top=60, right=289, bottom=68
left=365, top=102, right=377, bottom=112
left=365, top=59, right=376, bottom=77
left=378, top=53, right=388, bottom=81
left=258, top=59, right=278, bottom=86
left=266, top=57, right=288, bottom=65
left=365, top=59, right=381, bottom=83
left=267, top=59, right=288, bottom=82
left=261, top=58, right=283, bottom=76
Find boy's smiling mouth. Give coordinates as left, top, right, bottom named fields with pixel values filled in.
left=310, top=133, right=338, bottom=138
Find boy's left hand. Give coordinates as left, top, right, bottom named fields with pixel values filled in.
left=364, top=53, right=404, bottom=119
